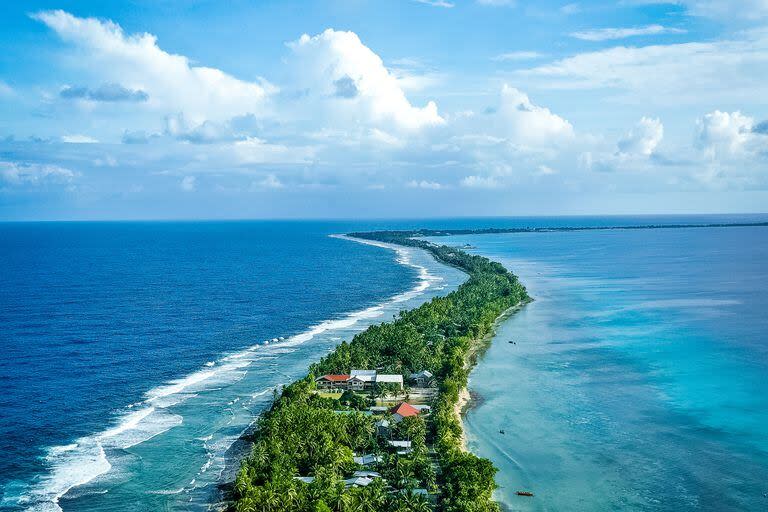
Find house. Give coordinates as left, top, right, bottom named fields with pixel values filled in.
left=350, top=369, right=377, bottom=389
left=409, top=370, right=434, bottom=388
left=350, top=369, right=404, bottom=390
left=353, top=453, right=383, bottom=466
left=375, top=373, right=404, bottom=389
left=413, top=404, right=431, bottom=414
left=294, top=476, right=315, bottom=484
left=389, top=402, right=421, bottom=423
left=388, top=440, right=413, bottom=455
left=375, top=418, right=391, bottom=437
left=344, top=476, right=374, bottom=487
left=347, top=375, right=367, bottom=391
left=315, top=374, right=350, bottom=390
left=317, top=370, right=404, bottom=392
left=353, top=470, right=381, bottom=478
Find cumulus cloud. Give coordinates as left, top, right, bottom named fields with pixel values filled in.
left=164, top=113, right=243, bottom=144
left=461, top=175, right=501, bottom=188
left=696, top=110, right=759, bottom=158
left=570, top=25, right=685, bottom=41
left=61, top=134, right=99, bottom=143
left=252, top=174, right=284, bottom=189
left=407, top=180, right=444, bottom=189
left=581, top=117, right=664, bottom=173
left=33, top=10, right=270, bottom=122
left=60, top=83, right=148, bottom=102
left=287, top=29, right=444, bottom=132
left=493, top=85, right=574, bottom=145
left=0, top=161, right=76, bottom=186
left=618, top=117, right=664, bottom=156
left=180, top=175, right=196, bottom=191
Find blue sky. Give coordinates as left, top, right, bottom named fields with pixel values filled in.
left=0, top=0, right=766, bottom=220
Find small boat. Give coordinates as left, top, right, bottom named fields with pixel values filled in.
left=516, top=491, right=534, bottom=497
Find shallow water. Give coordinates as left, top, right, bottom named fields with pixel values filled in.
left=446, top=227, right=768, bottom=511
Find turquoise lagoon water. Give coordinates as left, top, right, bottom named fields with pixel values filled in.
left=442, top=226, right=768, bottom=511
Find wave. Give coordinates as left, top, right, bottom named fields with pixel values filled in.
left=17, top=236, right=442, bottom=511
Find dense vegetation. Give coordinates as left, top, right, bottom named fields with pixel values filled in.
left=232, top=231, right=530, bottom=512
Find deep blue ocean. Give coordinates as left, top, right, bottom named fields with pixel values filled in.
left=1, top=216, right=766, bottom=511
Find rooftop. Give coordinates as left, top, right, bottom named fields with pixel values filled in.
left=318, top=374, right=350, bottom=382
left=390, top=402, right=420, bottom=418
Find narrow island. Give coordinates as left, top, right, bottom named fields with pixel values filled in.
left=229, top=230, right=531, bottom=512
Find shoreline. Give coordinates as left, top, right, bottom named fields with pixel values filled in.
left=454, top=299, right=531, bottom=452
left=211, top=236, right=465, bottom=508
left=229, top=229, right=531, bottom=511
left=21, top=234, right=452, bottom=512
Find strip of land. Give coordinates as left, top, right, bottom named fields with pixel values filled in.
left=349, top=220, right=768, bottom=243
left=230, top=232, right=530, bottom=512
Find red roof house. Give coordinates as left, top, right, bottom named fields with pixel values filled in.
left=390, top=402, right=420, bottom=422
left=315, top=374, right=350, bottom=389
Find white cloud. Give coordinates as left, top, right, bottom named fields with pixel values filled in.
left=180, top=175, right=196, bottom=191
left=33, top=10, right=270, bottom=123
left=619, top=117, right=664, bottom=156
left=570, top=25, right=685, bottom=41
left=581, top=117, right=664, bottom=173
left=492, top=51, right=545, bottom=61
left=517, top=31, right=768, bottom=104
left=677, top=0, right=768, bottom=19
left=164, top=113, right=241, bottom=144
left=461, top=175, right=501, bottom=188
left=287, top=29, right=444, bottom=133
left=413, top=0, right=455, bottom=7
left=0, top=161, right=76, bottom=186
left=696, top=110, right=758, bottom=158
left=253, top=174, right=284, bottom=189
left=407, top=179, right=444, bottom=189
left=493, top=85, right=574, bottom=145
left=561, top=3, right=581, bottom=15
left=537, top=164, right=558, bottom=175
left=61, top=134, right=99, bottom=143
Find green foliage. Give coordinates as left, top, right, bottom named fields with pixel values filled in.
left=339, top=390, right=368, bottom=410
left=232, top=230, right=530, bottom=512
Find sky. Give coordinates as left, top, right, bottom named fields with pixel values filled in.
left=0, top=0, right=767, bottom=220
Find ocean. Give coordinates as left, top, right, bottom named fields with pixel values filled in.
left=443, top=224, right=768, bottom=511
left=0, top=220, right=467, bottom=511
left=1, top=216, right=766, bottom=511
